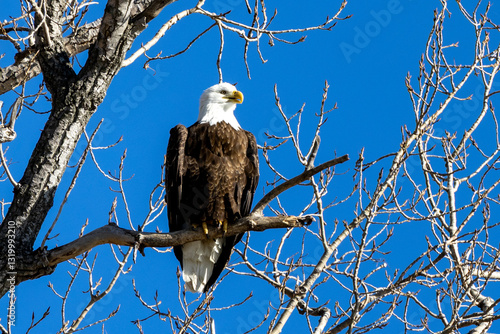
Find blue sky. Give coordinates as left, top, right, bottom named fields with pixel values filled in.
left=1, top=0, right=499, bottom=333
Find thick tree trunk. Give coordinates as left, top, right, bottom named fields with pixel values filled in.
left=0, top=49, right=114, bottom=296
left=0, top=0, right=175, bottom=297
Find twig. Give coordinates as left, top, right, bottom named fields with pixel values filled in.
left=252, top=155, right=349, bottom=215
left=0, top=145, right=17, bottom=188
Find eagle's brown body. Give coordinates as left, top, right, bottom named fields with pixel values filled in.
left=166, top=121, right=259, bottom=292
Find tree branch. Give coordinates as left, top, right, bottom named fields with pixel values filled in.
left=252, top=154, right=349, bottom=216
left=46, top=215, right=313, bottom=268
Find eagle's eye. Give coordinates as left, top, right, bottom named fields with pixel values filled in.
left=219, top=90, right=228, bottom=95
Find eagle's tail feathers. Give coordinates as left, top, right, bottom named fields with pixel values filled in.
left=182, top=239, right=223, bottom=293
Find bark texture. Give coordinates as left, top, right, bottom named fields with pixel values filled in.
left=0, top=0, right=175, bottom=297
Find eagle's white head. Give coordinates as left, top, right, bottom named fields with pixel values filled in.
left=198, top=82, right=244, bottom=130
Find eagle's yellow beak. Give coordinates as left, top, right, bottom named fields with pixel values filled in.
left=226, top=90, right=244, bottom=104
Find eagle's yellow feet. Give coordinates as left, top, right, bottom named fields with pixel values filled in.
left=201, top=221, right=209, bottom=236
left=192, top=222, right=209, bottom=237
left=215, top=220, right=228, bottom=235
left=195, top=220, right=228, bottom=236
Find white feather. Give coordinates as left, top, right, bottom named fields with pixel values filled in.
left=198, top=82, right=242, bottom=130
left=182, top=239, right=223, bottom=293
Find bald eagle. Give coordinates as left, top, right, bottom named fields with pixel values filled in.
left=165, top=83, right=259, bottom=293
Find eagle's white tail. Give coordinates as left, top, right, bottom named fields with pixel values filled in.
left=182, top=238, right=223, bottom=293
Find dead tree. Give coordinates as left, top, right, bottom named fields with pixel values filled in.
left=216, top=2, right=500, bottom=333
left=150, top=2, right=500, bottom=333
left=2, top=1, right=499, bottom=333
left=0, top=0, right=349, bottom=332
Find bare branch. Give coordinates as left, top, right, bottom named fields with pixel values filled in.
left=45, top=215, right=313, bottom=269
left=252, top=155, right=349, bottom=216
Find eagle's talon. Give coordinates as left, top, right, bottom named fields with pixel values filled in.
left=223, top=220, right=228, bottom=236
left=215, top=220, right=222, bottom=228
left=202, top=221, right=209, bottom=236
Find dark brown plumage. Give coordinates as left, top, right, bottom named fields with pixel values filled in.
left=165, top=83, right=259, bottom=292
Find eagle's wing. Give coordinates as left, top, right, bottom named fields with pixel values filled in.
left=165, top=124, right=188, bottom=266
left=204, top=130, right=259, bottom=292
left=241, top=130, right=260, bottom=218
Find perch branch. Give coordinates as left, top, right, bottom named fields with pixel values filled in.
left=45, top=214, right=313, bottom=268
